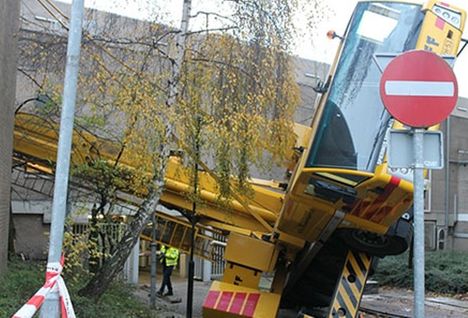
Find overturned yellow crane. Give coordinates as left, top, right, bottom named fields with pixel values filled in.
left=13, top=1, right=466, bottom=317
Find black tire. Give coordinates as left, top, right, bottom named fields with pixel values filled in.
left=337, top=218, right=413, bottom=257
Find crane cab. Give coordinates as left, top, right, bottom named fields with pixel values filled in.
left=276, top=0, right=466, bottom=253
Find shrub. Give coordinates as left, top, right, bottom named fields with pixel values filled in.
left=373, top=250, right=468, bottom=294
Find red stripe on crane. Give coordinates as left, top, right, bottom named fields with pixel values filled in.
left=242, top=293, right=260, bottom=317
left=435, top=17, right=446, bottom=30
left=203, top=291, right=220, bottom=309
left=229, top=293, right=247, bottom=314
left=216, top=291, right=234, bottom=311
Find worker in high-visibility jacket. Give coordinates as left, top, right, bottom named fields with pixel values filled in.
left=157, top=245, right=180, bottom=296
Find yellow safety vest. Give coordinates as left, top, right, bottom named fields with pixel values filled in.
left=160, top=246, right=179, bottom=267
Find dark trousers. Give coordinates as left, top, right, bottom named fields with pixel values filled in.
left=159, top=264, right=174, bottom=294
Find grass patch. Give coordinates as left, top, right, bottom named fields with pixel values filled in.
left=373, top=250, right=468, bottom=294
left=0, top=259, right=159, bottom=318
left=0, top=260, right=44, bottom=317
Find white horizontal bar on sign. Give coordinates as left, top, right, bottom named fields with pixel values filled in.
left=385, top=81, right=455, bottom=97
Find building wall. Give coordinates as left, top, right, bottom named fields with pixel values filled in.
left=12, top=214, right=49, bottom=260
left=427, top=97, right=468, bottom=251
left=0, top=0, right=21, bottom=275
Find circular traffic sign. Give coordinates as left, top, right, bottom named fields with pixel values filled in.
left=380, top=50, right=458, bottom=127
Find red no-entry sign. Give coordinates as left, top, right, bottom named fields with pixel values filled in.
left=380, top=50, right=458, bottom=127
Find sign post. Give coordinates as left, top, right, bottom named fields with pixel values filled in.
left=380, top=50, right=458, bottom=318
left=412, top=128, right=425, bottom=318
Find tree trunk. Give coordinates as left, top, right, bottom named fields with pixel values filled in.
left=78, top=0, right=192, bottom=300
left=88, top=206, right=100, bottom=273
left=78, top=170, right=166, bottom=298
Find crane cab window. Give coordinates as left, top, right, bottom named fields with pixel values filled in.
left=306, top=2, right=424, bottom=172
left=357, top=4, right=400, bottom=43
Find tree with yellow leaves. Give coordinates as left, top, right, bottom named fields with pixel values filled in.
left=16, top=0, right=327, bottom=300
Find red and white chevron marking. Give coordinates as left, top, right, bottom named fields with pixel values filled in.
left=12, top=256, right=75, bottom=318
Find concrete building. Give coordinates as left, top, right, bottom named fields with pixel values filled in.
left=425, top=97, right=468, bottom=251
left=0, top=0, right=21, bottom=275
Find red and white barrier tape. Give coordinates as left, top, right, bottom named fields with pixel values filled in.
left=12, top=257, right=75, bottom=318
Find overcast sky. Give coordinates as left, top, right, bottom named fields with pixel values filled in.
left=60, top=0, right=468, bottom=97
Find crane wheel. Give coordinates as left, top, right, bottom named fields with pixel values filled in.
left=337, top=218, right=413, bottom=257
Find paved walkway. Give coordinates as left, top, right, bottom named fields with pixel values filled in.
left=138, top=270, right=210, bottom=318
left=136, top=271, right=468, bottom=318
left=361, top=288, right=468, bottom=318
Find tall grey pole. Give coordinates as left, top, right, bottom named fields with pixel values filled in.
left=40, top=1, right=84, bottom=317
left=445, top=117, right=450, bottom=234
left=413, top=128, right=425, bottom=318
